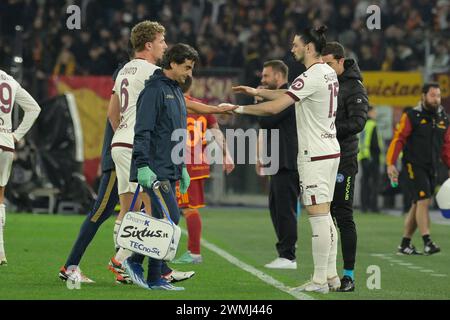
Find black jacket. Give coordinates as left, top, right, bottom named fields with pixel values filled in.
left=130, top=69, right=187, bottom=182
left=257, top=83, right=298, bottom=172
left=336, top=59, right=369, bottom=159
left=387, top=104, right=450, bottom=174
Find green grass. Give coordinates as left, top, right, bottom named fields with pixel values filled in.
left=0, top=209, right=449, bottom=300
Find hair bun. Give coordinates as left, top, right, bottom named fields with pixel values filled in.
left=316, top=25, right=328, bottom=35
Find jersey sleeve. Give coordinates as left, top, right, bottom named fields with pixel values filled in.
left=285, top=73, right=317, bottom=102
left=206, top=114, right=217, bottom=128
left=13, top=86, right=41, bottom=141
left=386, top=112, right=413, bottom=166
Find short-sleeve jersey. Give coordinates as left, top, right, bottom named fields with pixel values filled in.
left=111, top=58, right=160, bottom=147
left=286, top=62, right=341, bottom=162
left=185, top=96, right=217, bottom=180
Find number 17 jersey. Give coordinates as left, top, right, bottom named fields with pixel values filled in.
left=111, top=59, right=160, bottom=147
left=285, top=62, right=340, bottom=162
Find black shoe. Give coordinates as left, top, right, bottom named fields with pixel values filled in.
left=424, top=242, right=440, bottom=255
left=397, top=244, right=422, bottom=255
left=338, top=276, right=355, bottom=292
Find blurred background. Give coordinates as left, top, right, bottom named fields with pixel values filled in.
left=0, top=0, right=449, bottom=213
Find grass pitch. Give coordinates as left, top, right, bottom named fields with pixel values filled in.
left=0, top=208, right=449, bottom=300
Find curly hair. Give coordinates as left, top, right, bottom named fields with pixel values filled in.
left=130, top=21, right=165, bottom=52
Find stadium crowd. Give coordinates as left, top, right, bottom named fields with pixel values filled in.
left=0, top=0, right=449, bottom=100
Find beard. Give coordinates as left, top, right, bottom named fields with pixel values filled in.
left=423, top=99, right=440, bottom=112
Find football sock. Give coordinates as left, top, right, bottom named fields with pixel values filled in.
left=309, top=214, right=331, bottom=284
left=343, top=269, right=354, bottom=280
left=115, top=248, right=132, bottom=264
left=147, top=258, right=162, bottom=283
left=327, top=214, right=338, bottom=280
left=113, top=220, right=121, bottom=250
left=422, top=234, right=431, bottom=246
left=0, top=204, right=5, bottom=258
left=129, top=252, right=145, bottom=264
left=185, top=209, right=202, bottom=255
left=401, top=237, right=411, bottom=248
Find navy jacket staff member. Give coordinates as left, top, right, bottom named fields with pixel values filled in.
left=125, top=43, right=199, bottom=291
left=322, top=41, right=369, bottom=292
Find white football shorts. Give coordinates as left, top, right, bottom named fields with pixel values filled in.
left=298, top=157, right=340, bottom=206
left=111, top=146, right=140, bottom=195
left=0, top=149, right=14, bottom=187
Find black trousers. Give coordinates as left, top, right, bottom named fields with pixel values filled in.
left=360, top=158, right=380, bottom=212
left=331, top=157, right=357, bottom=271
left=269, top=169, right=300, bottom=261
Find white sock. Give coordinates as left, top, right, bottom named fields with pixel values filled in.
left=327, top=214, right=339, bottom=280
left=115, top=247, right=132, bottom=264
left=0, top=204, right=6, bottom=258
left=113, top=220, right=121, bottom=250
left=308, top=214, right=331, bottom=284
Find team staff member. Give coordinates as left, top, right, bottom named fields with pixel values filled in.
left=322, top=42, right=369, bottom=292
left=255, top=60, right=300, bottom=270
left=387, top=83, right=450, bottom=256
left=174, top=77, right=235, bottom=264
left=123, top=44, right=199, bottom=291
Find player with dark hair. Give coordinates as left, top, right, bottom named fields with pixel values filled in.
left=322, top=41, right=369, bottom=292
left=387, top=82, right=450, bottom=255
left=123, top=43, right=200, bottom=290
left=224, top=26, right=341, bottom=293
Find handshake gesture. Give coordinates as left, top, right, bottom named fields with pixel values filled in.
left=218, top=85, right=257, bottom=114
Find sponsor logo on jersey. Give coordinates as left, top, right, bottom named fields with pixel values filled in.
left=321, top=133, right=336, bottom=139
left=166, top=94, right=175, bottom=99
left=291, top=78, right=304, bottom=90
left=306, top=184, right=318, bottom=189
left=336, top=173, right=345, bottom=183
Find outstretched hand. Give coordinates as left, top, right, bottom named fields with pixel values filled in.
left=216, top=104, right=238, bottom=114
left=232, top=85, right=258, bottom=96
left=219, top=103, right=243, bottom=114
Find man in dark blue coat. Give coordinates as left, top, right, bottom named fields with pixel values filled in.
left=123, top=43, right=199, bottom=290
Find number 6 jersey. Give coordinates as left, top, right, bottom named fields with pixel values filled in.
left=0, top=70, right=41, bottom=151
left=111, top=59, right=160, bottom=148
left=285, top=62, right=340, bottom=162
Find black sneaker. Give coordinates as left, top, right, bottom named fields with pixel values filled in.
left=424, top=242, right=440, bottom=255
left=397, top=244, right=422, bottom=255
left=338, top=276, right=355, bottom=292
